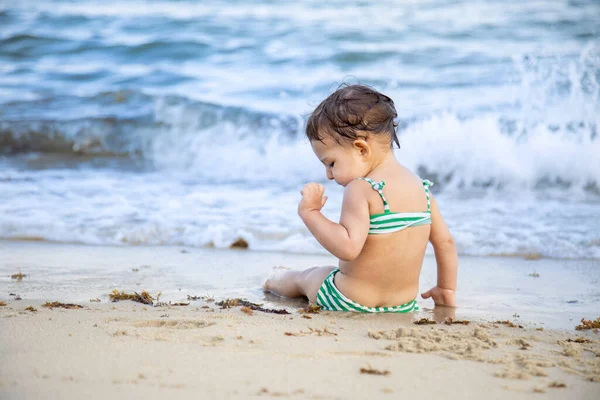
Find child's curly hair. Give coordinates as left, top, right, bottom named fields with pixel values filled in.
left=306, top=84, right=400, bottom=148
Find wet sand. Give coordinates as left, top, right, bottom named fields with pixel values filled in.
left=1, top=241, right=599, bottom=330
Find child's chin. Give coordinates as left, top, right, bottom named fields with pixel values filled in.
left=337, top=179, right=354, bottom=187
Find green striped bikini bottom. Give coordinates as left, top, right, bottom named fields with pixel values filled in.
left=316, top=269, right=418, bottom=313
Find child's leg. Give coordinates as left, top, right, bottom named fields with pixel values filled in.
left=263, top=266, right=336, bottom=304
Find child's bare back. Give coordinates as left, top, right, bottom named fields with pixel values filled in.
left=264, top=84, right=457, bottom=312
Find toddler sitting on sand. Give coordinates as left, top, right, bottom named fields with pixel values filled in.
left=264, top=84, right=458, bottom=312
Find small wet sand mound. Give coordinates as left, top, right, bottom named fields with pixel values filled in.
left=368, top=326, right=496, bottom=362
left=132, top=320, right=215, bottom=329
left=368, top=324, right=600, bottom=383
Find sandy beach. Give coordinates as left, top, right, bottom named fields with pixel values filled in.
left=1, top=241, right=599, bottom=399
left=1, top=298, right=599, bottom=399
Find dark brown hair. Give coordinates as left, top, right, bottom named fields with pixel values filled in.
left=306, top=84, right=399, bottom=148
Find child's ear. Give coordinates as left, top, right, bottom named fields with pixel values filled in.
left=353, top=139, right=370, bottom=159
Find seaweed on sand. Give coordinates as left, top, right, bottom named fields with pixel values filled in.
left=494, top=320, right=524, bottom=328
left=217, top=298, right=241, bottom=308
left=0, top=301, right=7, bottom=306
left=566, top=337, right=592, bottom=344
left=42, top=302, right=83, bottom=310
left=548, top=382, right=567, bottom=388
left=240, top=306, right=254, bottom=316
left=444, top=318, right=470, bottom=325
left=25, top=306, right=37, bottom=312
left=216, top=298, right=290, bottom=315
left=11, top=271, right=26, bottom=281
left=299, top=304, right=321, bottom=314
left=187, top=294, right=214, bottom=302
left=575, top=317, right=600, bottom=331
left=108, top=290, right=154, bottom=305
left=414, top=318, right=436, bottom=325
left=360, top=364, right=390, bottom=376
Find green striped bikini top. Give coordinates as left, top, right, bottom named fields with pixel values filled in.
left=357, top=177, right=433, bottom=235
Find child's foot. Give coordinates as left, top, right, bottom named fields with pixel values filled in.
left=262, top=266, right=292, bottom=292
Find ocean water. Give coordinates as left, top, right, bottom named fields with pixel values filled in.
left=1, top=0, right=600, bottom=260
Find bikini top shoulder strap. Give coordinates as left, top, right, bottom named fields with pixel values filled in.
left=422, top=179, right=434, bottom=212
left=356, top=177, right=389, bottom=213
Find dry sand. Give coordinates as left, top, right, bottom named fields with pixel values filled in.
left=1, top=298, right=598, bottom=400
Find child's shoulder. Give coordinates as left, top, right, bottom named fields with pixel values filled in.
left=345, top=177, right=378, bottom=192
left=342, top=178, right=377, bottom=201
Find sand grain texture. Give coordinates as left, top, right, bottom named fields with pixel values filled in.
left=1, top=301, right=599, bottom=400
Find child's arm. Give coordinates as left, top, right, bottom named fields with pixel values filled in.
left=421, top=194, right=458, bottom=307
left=298, top=181, right=369, bottom=261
